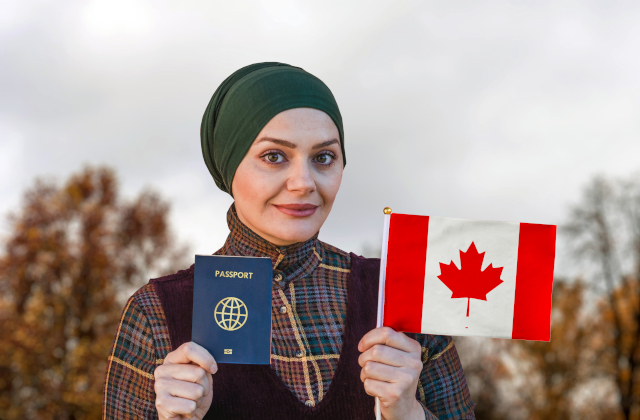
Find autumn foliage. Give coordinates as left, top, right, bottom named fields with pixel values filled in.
left=0, top=166, right=188, bottom=419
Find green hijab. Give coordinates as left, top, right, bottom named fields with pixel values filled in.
left=201, top=62, right=345, bottom=196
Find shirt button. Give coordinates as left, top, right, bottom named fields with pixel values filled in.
left=279, top=306, right=287, bottom=314
left=295, top=350, right=304, bottom=358
left=274, top=273, right=283, bottom=282
left=305, top=400, right=314, bottom=407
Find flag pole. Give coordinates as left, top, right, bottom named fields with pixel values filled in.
left=375, top=207, right=392, bottom=420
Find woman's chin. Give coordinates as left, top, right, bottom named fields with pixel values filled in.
left=266, top=223, right=320, bottom=246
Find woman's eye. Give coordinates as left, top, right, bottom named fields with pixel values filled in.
left=315, top=153, right=333, bottom=164
left=265, top=153, right=283, bottom=163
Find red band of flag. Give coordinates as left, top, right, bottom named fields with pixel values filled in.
left=383, top=214, right=430, bottom=332
left=511, top=223, right=556, bottom=341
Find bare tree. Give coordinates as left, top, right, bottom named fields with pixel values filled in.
left=565, top=174, right=640, bottom=419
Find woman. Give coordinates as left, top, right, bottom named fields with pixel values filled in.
left=103, top=62, right=475, bottom=420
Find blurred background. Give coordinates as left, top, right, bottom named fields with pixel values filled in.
left=2, top=0, right=640, bottom=418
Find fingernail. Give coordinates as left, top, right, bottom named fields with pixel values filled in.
left=211, top=363, right=218, bottom=374
left=357, top=341, right=362, bottom=351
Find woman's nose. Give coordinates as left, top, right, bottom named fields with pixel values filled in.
left=286, top=160, right=316, bottom=195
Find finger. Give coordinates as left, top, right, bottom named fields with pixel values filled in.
left=358, top=327, right=421, bottom=354
left=358, top=343, right=419, bottom=369
left=155, top=377, right=207, bottom=402
left=362, top=378, right=399, bottom=402
left=156, top=394, right=197, bottom=419
left=360, top=361, right=418, bottom=384
left=165, top=342, right=217, bottom=374
left=155, top=363, right=210, bottom=394
left=205, top=371, right=212, bottom=396
left=361, top=361, right=398, bottom=382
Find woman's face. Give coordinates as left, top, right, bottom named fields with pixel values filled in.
left=232, top=107, right=343, bottom=246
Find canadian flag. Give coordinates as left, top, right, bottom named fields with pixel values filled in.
left=376, top=213, right=556, bottom=341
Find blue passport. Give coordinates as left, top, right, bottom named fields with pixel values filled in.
left=192, top=255, right=273, bottom=365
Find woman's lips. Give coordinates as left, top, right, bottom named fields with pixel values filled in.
left=273, top=203, right=319, bottom=217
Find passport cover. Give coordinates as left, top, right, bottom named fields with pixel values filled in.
left=192, top=255, right=273, bottom=365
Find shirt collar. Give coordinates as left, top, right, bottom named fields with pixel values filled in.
left=220, top=204, right=324, bottom=289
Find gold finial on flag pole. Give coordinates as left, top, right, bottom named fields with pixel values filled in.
left=383, top=207, right=392, bottom=215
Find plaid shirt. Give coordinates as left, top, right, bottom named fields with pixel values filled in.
left=103, top=205, right=475, bottom=419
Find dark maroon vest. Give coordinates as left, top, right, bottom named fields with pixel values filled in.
left=151, top=253, right=380, bottom=420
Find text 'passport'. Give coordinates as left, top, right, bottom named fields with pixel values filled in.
left=192, top=255, right=273, bottom=365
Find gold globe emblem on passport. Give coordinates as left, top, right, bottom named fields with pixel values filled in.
left=214, top=297, right=248, bottom=331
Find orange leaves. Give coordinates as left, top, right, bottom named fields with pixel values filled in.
left=0, top=165, right=189, bottom=419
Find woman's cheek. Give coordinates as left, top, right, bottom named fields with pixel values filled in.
left=317, top=169, right=343, bottom=206
left=238, top=166, right=282, bottom=202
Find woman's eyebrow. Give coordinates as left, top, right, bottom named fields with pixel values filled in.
left=255, top=137, right=297, bottom=148
left=312, top=139, right=339, bottom=150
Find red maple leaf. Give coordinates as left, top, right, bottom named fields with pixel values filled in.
left=437, top=242, right=504, bottom=317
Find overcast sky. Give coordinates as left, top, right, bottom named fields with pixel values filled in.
left=2, top=0, right=640, bottom=277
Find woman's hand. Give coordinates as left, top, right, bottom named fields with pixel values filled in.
left=154, top=342, right=217, bottom=419
left=358, top=327, right=426, bottom=420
